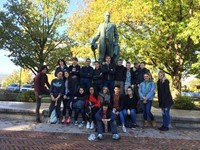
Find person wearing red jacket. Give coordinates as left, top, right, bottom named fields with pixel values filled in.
left=85, top=86, right=100, bottom=130
left=34, top=65, right=50, bottom=123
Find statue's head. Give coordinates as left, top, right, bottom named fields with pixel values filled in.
left=104, top=12, right=110, bottom=23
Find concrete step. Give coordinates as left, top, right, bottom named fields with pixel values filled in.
left=0, top=101, right=200, bottom=129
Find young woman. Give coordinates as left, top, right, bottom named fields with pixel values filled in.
left=119, top=86, right=138, bottom=133
left=139, top=72, right=156, bottom=128
left=54, top=59, right=68, bottom=77
left=85, top=86, right=100, bottom=130
left=95, top=101, right=120, bottom=140
left=99, top=86, right=111, bottom=105
left=61, top=71, right=71, bottom=124
left=73, top=87, right=87, bottom=127
left=157, top=71, right=174, bottom=131
left=49, top=71, right=64, bottom=124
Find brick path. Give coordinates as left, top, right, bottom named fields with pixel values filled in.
left=0, top=131, right=199, bottom=150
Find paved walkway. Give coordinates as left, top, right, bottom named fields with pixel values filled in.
left=0, top=101, right=200, bottom=119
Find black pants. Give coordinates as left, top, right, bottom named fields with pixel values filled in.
left=86, top=106, right=99, bottom=122
left=74, top=108, right=85, bottom=121
left=97, top=120, right=118, bottom=134
left=62, top=99, right=68, bottom=117
left=49, top=98, right=62, bottom=118
left=35, top=90, right=49, bottom=120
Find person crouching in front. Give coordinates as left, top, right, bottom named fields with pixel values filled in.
left=95, top=101, right=120, bottom=140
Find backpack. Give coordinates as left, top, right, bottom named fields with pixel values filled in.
left=49, top=108, right=57, bottom=124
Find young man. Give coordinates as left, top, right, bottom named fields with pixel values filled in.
left=102, top=56, right=116, bottom=96
left=92, top=61, right=103, bottom=92
left=80, top=58, right=94, bottom=91
left=34, top=65, right=50, bottom=123
left=95, top=101, right=120, bottom=140
left=114, top=59, right=126, bottom=94
left=111, top=85, right=124, bottom=118
left=124, top=62, right=133, bottom=94
left=137, top=62, right=150, bottom=84
left=68, top=57, right=81, bottom=123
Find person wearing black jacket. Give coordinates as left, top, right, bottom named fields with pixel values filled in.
left=95, top=101, right=120, bottom=140
left=49, top=71, right=64, bottom=124
left=157, top=71, right=174, bottom=131
left=119, top=86, right=138, bottom=132
left=102, top=56, right=116, bottom=96
left=137, top=62, right=150, bottom=84
left=54, top=59, right=68, bottom=77
left=80, top=58, right=93, bottom=91
left=92, top=61, right=103, bottom=92
left=73, top=87, right=87, bottom=127
left=68, top=57, right=81, bottom=116
left=114, top=59, right=126, bottom=94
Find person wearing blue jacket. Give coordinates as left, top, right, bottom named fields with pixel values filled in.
left=49, top=71, right=65, bottom=124
left=80, top=58, right=94, bottom=91
left=138, top=72, right=156, bottom=128
left=95, top=101, right=120, bottom=140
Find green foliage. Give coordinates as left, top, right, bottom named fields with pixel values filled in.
left=0, top=0, right=72, bottom=74
left=173, top=95, right=197, bottom=110
left=3, top=69, right=32, bottom=87
left=0, top=90, right=19, bottom=101
left=68, top=0, right=200, bottom=95
left=19, top=91, right=36, bottom=102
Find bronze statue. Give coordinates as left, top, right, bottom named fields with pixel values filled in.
left=91, top=12, right=119, bottom=64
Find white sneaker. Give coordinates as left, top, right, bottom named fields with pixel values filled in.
left=86, top=121, right=90, bottom=129
left=90, top=121, right=94, bottom=130
left=122, top=125, right=127, bottom=133
left=78, top=121, right=85, bottom=128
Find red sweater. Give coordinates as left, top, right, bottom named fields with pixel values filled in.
left=34, top=73, right=50, bottom=95
left=85, top=95, right=101, bottom=108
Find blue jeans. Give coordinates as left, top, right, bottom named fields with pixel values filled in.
left=161, top=107, right=171, bottom=128
left=119, top=109, right=137, bottom=125
left=97, top=120, right=118, bottom=134
left=141, top=101, right=154, bottom=121
left=104, top=80, right=114, bottom=96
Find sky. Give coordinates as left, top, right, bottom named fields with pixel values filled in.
left=0, top=0, right=81, bottom=75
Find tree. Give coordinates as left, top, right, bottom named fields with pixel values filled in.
left=68, top=0, right=200, bottom=95
left=3, top=69, right=32, bottom=87
left=0, top=0, right=72, bottom=75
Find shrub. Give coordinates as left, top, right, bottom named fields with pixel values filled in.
left=20, top=91, right=36, bottom=102
left=0, top=89, right=18, bottom=101
left=173, top=95, right=197, bottom=110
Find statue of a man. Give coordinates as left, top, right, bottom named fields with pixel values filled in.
left=91, top=12, right=119, bottom=64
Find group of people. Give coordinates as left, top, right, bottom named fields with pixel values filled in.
left=34, top=56, right=174, bottom=140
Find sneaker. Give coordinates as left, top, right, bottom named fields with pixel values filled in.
left=74, top=121, right=79, bottom=126
left=78, top=121, right=85, bottom=128
left=66, top=117, right=71, bottom=124
left=86, top=121, right=90, bottom=129
left=90, top=121, right=94, bottom=130
left=97, top=134, right=103, bottom=140
left=56, top=120, right=61, bottom=124
left=158, top=125, right=164, bottom=130
left=112, top=134, right=120, bottom=140
left=132, top=124, right=139, bottom=129
left=61, top=119, right=65, bottom=124
left=36, top=119, right=41, bottom=123
left=122, top=125, right=127, bottom=133
left=159, top=126, right=169, bottom=131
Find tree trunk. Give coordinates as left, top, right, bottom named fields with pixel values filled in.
left=171, top=73, right=182, bottom=97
